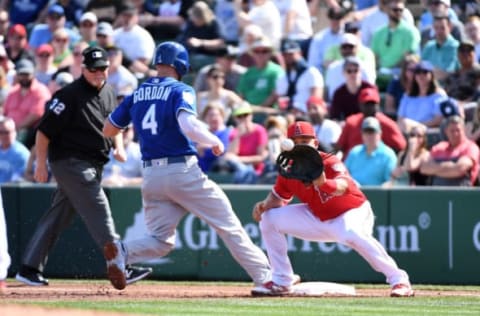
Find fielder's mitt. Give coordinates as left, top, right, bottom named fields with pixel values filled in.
left=276, top=145, right=324, bottom=183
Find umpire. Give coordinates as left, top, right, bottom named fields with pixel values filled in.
left=15, top=46, right=149, bottom=288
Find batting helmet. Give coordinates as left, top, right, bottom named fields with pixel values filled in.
left=153, top=41, right=189, bottom=77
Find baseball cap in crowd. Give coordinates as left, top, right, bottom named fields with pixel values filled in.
left=82, top=46, right=109, bottom=69
left=8, top=24, right=27, bottom=38
left=54, top=72, right=74, bottom=88
left=287, top=121, right=316, bottom=139
left=327, top=7, right=347, bottom=20
left=213, top=45, right=239, bottom=58
left=439, top=97, right=460, bottom=117
left=341, top=33, right=358, bottom=46
left=97, top=22, right=114, bottom=37
left=15, top=59, right=35, bottom=75
left=458, top=40, right=475, bottom=52
left=361, top=117, right=381, bottom=133
left=232, top=102, right=253, bottom=117
left=251, top=37, right=273, bottom=51
left=358, top=87, right=380, bottom=104
left=36, top=43, right=53, bottom=55
left=80, top=12, right=98, bottom=24
left=48, top=4, right=65, bottom=17
left=281, top=40, right=301, bottom=54
left=119, top=2, right=138, bottom=15
left=343, top=56, right=361, bottom=69
left=430, top=0, right=450, bottom=6
left=306, top=95, right=327, bottom=111
left=414, top=60, right=434, bottom=73
left=345, top=21, right=361, bottom=33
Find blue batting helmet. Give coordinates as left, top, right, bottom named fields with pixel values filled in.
left=153, top=41, right=189, bottom=77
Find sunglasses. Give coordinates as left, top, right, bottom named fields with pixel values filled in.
left=87, top=66, right=108, bottom=73
left=253, top=49, right=271, bottom=54
left=391, top=7, right=404, bottom=12
left=73, top=51, right=82, bottom=56
left=210, top=75, right=224, bottom=79
left=80, top=22, right=95, bottom=28
left=414, top=69, right=429, bottom=75
left=38, top=53, right=51, bottom=58
left=48, top=14, right=63, bottom=20
left=341, top=44, right=355, bottom=50
left=54, top=38, right=68, bottom=43
left=346, top=68, right=359, bottom=74
left=235, top=113, right=250, bottom=119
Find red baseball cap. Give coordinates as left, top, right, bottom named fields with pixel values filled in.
left=8, top=24, right=27, bottom=38
left=307, top=95, right=327, bottom=111
left=36, top=44, right=53, bottom=55
left=287, top=121, right=316, bottom=139
left=358, top=87, right=380, bottom=104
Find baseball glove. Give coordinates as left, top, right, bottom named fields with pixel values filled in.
left=276, top=145, right=324, bottom=183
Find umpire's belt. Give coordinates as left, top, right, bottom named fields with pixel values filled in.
left=143, top=156, right=193, bottom=168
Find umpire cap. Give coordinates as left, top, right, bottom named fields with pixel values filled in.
left=82, top=46, right=109, bottom=69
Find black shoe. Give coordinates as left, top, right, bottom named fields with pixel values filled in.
left=125, top=265, right=152, bottom=285
left=15, top=265, right=49, bottom=286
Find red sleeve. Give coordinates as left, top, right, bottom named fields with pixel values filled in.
left=273, top=176, right=294, bottom=201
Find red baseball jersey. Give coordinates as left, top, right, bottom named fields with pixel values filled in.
left=273, top=151, right=367, bottom=221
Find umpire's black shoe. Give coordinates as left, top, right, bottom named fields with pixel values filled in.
left=125, top=265, right=153, bottom=285
left=15, top=265, right=49, bottom=286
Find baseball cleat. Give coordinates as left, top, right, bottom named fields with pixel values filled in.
left=251, top=281, right=293, bottom=296
left=15, top=266, right=49, bottom=286
left=104, top=241, right=126, bottom=290
left=125, top=265, right=153, bottom=285
left=390, top=283, right=415, bottom=297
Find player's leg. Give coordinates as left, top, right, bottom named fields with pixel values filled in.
left=172, top=162, right=271, bottom=287
left=329, top=201, right=413, bottom=296
left=0, top=193, right=10, bottom=292
left=17, top=186, right=76, bottom=286
left=123, top=165, right=187, bottom=264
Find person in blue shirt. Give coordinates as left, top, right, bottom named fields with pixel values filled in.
left=345, top=116, right=398, bottom=186
left=0, top=116, right=29, bottom=183
left=103, top=41, right=272, bottom=292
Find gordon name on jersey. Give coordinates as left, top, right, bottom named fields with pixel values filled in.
left=133, top=84, right=172, bottom=103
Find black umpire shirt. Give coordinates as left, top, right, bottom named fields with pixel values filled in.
left=38, top=76, right=117, bottom=165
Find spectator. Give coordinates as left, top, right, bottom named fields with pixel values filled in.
left=275, top=40, right=324, bottom=115
left=234, top=0, right=282, bottom=50
left=443, top=40, right=480, bottom=102
left=196, top=102, right=233, bottom=173
left=51, top=28, right=73, bottom=69
left=419, top=0, right=459, bottom=31
left=325, top=34, right=376, bottom=101
left=384, top=53, right=420, bottom=119
left=34, top=44, right=57, bottom=86
left=324, top=20, right=376, bottom=77
left=307, top=7, right=347, bottom=74
left=390, top=124, right=431, bottom=186
left=196, top=64, right=242, bottom=122
left=258, top=114, right=288, bottom=184
left=3, top=59, right=51, bottom=148
left=464, top=15, right=480, bottom=61
left=360, top=0, right=415, bottom=47
left=465, top=103, right=480, bottom=147
left=0, top=116, right=29, bottom=183
left=420, top=8, right=466, bottom=48
left=113, top=2, right=156, bottom=72
left=194, top=46, right=247, bottom=93
left=306, top=95, right=341, bottom=152
left=47, top=71, right=73, bottom=95
left=105, top=45, right=138, bottom=97
left=329, top=56, right=376, bottom=121
left=397, top=60, right=446, bottom=133
left=371, top=0, right=420, bottom=74
left=345, top=116, right=398, bottom=186
left=0, top=0, right=48, bottom=26
left=272, top=0, right=313, bottom=55
left=420, top=115, right=480, bottom=186
left=178, top=1, right=225, bottom=71
left=223, top=103, right=269, bottom=184
left=96, top=22, right=115, bottom=49
left=78, top=11, right=98, bottom=46
left=55, top=41, right=88, bottom=79
left=335, top=86, right=407, bottom=158
left=28, top=4, right=80, bottom=50
left=5, top=24, right=34, bottom=65
left=236, top=37, right=284, bottom=112
left=421, top=15, right=459, bottom=81
left=236, top=24, right=285, bottom=69
left=102, top=125, right=143, bottom=186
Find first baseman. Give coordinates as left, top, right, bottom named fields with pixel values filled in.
left=103, top=41, right=272, bottom=291
left=251, top=121, right=414, bottom=297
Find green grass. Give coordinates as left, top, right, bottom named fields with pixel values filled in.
left=4, top=282, right=480, bottom=316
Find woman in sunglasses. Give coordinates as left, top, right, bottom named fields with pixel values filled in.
left=397, top=60, right=446, bottom=134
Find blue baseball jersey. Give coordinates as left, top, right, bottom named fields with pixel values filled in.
left=109, top=77, right=198, bottom=160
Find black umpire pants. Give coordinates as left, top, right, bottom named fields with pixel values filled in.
left=22, top=158, right=119, bottom=272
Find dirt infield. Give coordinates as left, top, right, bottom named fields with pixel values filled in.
left=2, top=280, right=480, bottom=316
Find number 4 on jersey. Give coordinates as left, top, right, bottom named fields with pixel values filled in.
left=142, top=104, right=158, bottom=135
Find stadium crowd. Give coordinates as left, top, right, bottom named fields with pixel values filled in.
left=0, top=0, right=479, bottom=187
